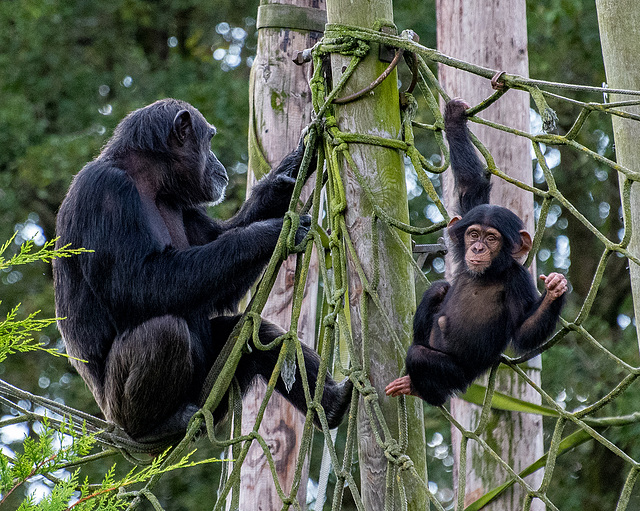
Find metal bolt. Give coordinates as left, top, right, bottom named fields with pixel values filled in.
left=293, top=48, right=313, bottom=65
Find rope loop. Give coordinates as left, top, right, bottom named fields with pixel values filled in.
left=335, top=141, right=349, bottom=153
left=246, top=311, right=263, bottom=351
left=283, top=210, right=302, bottom=254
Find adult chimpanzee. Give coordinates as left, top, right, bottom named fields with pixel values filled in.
left=386, top=98, right=567, bottom=406
left=54, top=99, right=351, bottom=442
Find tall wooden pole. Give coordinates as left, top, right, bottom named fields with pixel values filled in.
left=595, top=0, right=640, bottom=354
left=436, top=1, right=545, bottom=509
left=325, top=1, right=428, bottom=509
left=242, top=1, right=325, bottom=507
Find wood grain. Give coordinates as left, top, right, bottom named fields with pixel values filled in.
left=437, top=1, right=545, bottom=509
left=240, top=1, right=324, bottom=508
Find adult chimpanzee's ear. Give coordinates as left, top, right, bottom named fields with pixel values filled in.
left=513, top=230, right=533, bottom=258
left=172, top=110, right=192, bottom=146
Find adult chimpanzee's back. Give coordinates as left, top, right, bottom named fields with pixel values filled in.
left=53, top=99, right=351, bottom=443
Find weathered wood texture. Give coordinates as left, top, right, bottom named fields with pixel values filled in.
left=436, top=1, right=545, bottom=509
left=240, top=0, right=324, bottom=507
left=595, top=0, right=640, bottom=353
left=325, top=1, right=428, bottom=509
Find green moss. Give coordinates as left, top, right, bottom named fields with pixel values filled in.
left=270, top=90, right=288, bottom=113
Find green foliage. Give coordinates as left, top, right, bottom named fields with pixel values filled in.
left=13, top=449, right=220, bottom=511
left=0, top=418, right=95, bottom=506
left=0, top=236, right=223, bottom=508
left=0, top=236, right=91, bottom=362
left=0, top=235, right=91, bottom=271
left=0, top=305, right=61, bottom=364
left=0, top=415, right=219, bottom=510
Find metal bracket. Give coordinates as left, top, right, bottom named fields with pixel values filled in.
left=293, top=48, right=313, bottom=65
left=378, top=26, right=397, bottom=63
left=413, top=237, right=447, bottom=270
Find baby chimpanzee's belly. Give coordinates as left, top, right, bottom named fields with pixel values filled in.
left=429, top=280, right=508, bottom=357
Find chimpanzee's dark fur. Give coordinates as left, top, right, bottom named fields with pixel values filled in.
left=54, top=99, right=351, bottom=442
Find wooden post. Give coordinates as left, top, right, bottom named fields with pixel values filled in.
left=241, top=1, right=325, bottom=508
left=436, top=1, right=545, bottom=509
left=325, top=1, right=428, bottom=509
left=595, top=0, right=640, bottom=354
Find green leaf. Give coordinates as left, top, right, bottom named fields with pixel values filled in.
left=465, top=429, right=593, bottom=510
left=460, top=384, right=560, bottom=417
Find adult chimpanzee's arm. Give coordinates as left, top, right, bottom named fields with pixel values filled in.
left=223, top=138, right=316, bottom=229
left=512, top=272, right=567, bottom=353
left=105, top=219, right=294, bottom=318
left=70, top=165, right=306, bottom=322
left=183, top=207, right=224, bottom=245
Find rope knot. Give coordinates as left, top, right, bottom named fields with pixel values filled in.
left=330, top=198, right=346, bottom=216
left=322, top=310, right=337, bottom=328
left=323, top=36, right=369, bottom=58
left=351, top=370, right=376, bottom=397
left=383, top=440, right=414, bottom=471
left=331, top=288, right=345, bottom=303
left=324, top=115, right=337, bottom=129
left=383, top=440, right=402, bottom=460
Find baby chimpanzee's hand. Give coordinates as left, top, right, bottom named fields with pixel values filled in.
left=540, top=273, right=568, bottom=301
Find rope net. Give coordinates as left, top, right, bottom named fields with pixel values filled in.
left=2, top=23, right=640, bottom=511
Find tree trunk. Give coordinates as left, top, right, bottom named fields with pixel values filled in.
left=595, top=0, right=640, bottom=354
left=241, top=1, right=325, bottom=508
left=325, top=1, right=428, bottom=509
left=436, top=1, right=545, bottom=509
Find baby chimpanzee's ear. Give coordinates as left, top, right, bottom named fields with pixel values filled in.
left=447, top=215, right=462, bottom=230
left=512, top=230, right=533, bottom=259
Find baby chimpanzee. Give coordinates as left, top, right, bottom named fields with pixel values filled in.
left=386, top=98, right=567, bottom=406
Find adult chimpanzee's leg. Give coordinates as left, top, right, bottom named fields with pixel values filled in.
left=211, top=315, right=352, bottom=429
left=103, top=315, right=196, bottom=441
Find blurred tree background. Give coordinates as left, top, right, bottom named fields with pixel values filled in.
left=0, top=0, right=637, bottom=508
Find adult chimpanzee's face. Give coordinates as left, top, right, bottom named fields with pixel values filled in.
left=464, top=224, right=503, bottom=274
left=167, top=109, right=228, bottom=207
left=202, top=124, right=229, bottom=205
left=204, top=148, right=228, bottom=205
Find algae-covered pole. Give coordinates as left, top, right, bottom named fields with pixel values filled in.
left=241, top=0, right=325, bottom=507
left=437, top=1, right=545, bottom=509
left=325, top=0, right=428, bottom=509
left=596, top=0, right=640, bottom=355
